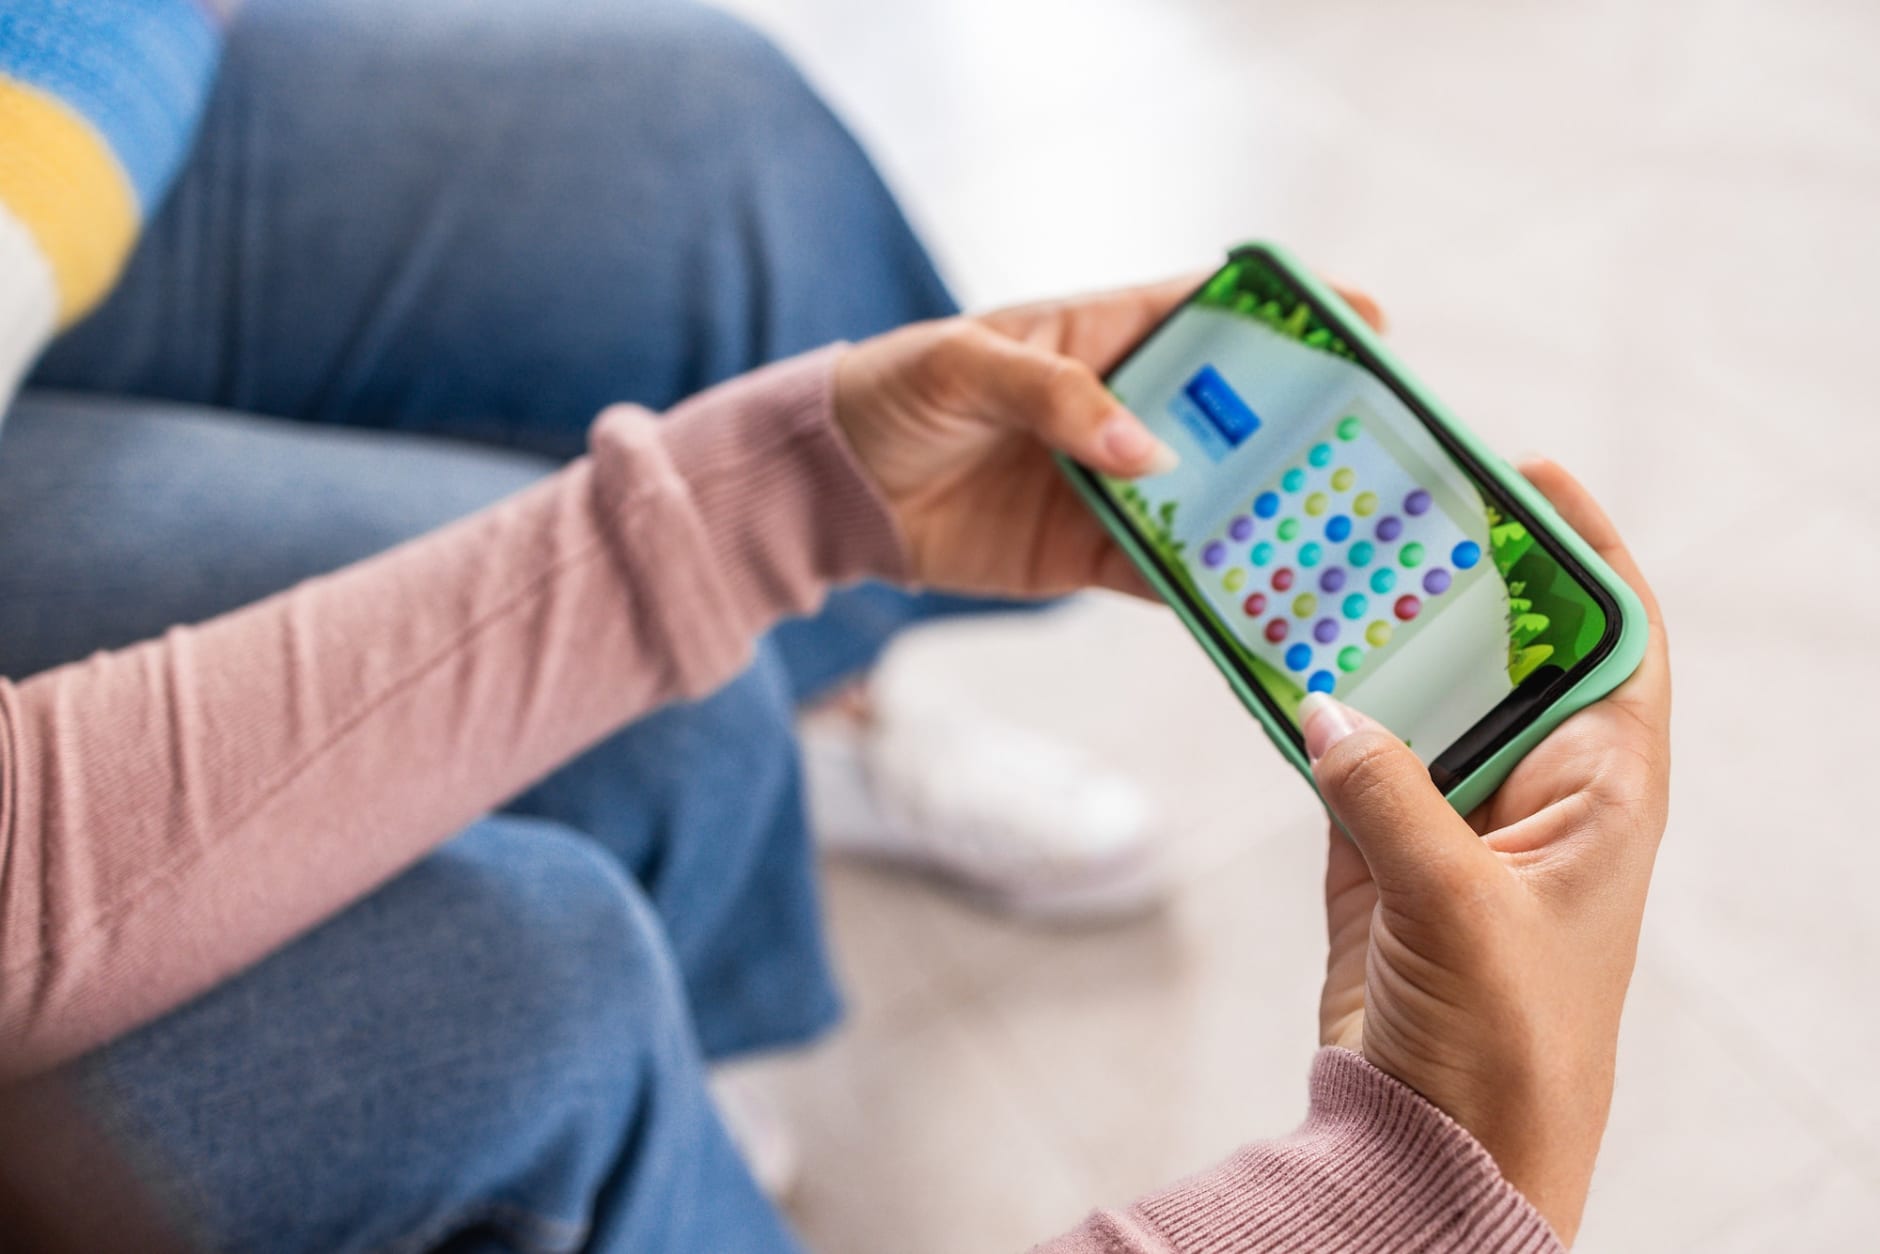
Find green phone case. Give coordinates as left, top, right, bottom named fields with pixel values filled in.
left=1060, top=241, right=1648, bottom=816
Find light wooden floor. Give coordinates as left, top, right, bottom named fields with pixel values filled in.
left=716, top=1, right=1880, bottom=1249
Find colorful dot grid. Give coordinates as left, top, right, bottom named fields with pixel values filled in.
left=1191, top=410, right=1488, bottom=697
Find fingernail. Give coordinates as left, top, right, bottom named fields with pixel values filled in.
left=1099, top=412, right=1179, bottom=475
left=1298, top=692, right=1361, bottom=762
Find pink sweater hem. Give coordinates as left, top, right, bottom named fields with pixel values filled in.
left=1041, top=1048, right=1561, bottom=1253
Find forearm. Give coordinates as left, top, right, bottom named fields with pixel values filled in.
left=1037, top=1049, right=1562, bottom=1254
left=0, top=348, right=901, bottom=1076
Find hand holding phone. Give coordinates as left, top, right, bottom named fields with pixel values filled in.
left=1311, top=456, right=1672, bottom=1244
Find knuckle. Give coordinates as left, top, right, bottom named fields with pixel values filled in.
left=1323, top=732, right=1409, bottom=811
left=1037, top=357, right=1102, bottom=421
left=932, top=318, right=995, bottom=366
left=919, top=320, right=997, bottom=407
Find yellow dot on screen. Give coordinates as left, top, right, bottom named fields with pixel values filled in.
left=1304, top=492, right=1328, bottom=516
left=1353, top=491, right=1379, bottom=517
left=1331, top=467, right=1355, bottom=492
left=1224, top=567, right=1245, bottom=592
left=1293, top=593, right=1318, bottom=618
left=1365, top=620, right=1393, bottom=647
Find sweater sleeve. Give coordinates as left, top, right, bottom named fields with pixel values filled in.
left=1035, top=1048, right=1563, bottom=1254
left=0, top=346, right=906, bottom=1078
left=0, top=0, right=232, bottom=394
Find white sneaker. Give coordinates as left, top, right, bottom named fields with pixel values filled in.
left=709, top=1067, right=799, bottom=1202
left=801, top=698, right=1170, bottom=923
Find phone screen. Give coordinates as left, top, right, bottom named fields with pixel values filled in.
left=1085, top=248, right=1619, bottom=787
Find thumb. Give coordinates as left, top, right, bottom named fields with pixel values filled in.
left=959, top=325, right=1179, bottom=479
left=1299, top=693, right=1491, bottom=895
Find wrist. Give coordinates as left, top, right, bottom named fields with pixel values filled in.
left=1370, top=1042, right=1606, bottom=1246
left=586, top=347, right=908, bottom=696
left=1126, top=1049, right=1563, bottom=1253
left=656, top=344, right=910, bottom=596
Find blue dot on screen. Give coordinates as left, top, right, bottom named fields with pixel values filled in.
left=1285, top=643, right=1312, bottom=672
left=1254, top=491, right=1281, bottom=518
left=1325, top=514, right=1352, bottom=542
left=1452, top=540, right=1483, bottom=569
left=1308, top=669, right=1336, bottom=694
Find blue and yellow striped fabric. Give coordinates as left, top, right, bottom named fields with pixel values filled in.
left=0, top=0, right=226, bottom=325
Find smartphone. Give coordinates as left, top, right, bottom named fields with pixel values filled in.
left=1061, top=243, right=1647, bottom=813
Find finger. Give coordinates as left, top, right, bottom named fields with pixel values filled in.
left=1300, top=693, right=1494, bottom=895
left=1516, top=457, right=1661, bottom=628
left=985, top=268, right=1385, bottom=374
left=1517, top=457, right=1670, bottom=726
left=981, top=275, right=1205, bottom=371
left=1091, top=537, right=1158, bottom=599
left=953, top=326, right=1178, bottom=478
left=1329, top=282, right=1388, bottom=334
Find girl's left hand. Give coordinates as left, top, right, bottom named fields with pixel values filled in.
left=833, top=277, right=1384, bottom=597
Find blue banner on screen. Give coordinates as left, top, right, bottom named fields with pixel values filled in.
left=1169, top=364, right=1260, bottom=460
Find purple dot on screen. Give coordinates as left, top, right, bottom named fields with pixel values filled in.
left=1319, top=567, right=1347, bottom=593
left=1313, top=617, right=1340, bottom=644
left=1404, top=489, right=1432, bottom=516
left=1229, top=516, right=1253, bottom=542
left=1202, top=540, right=1227, bottom=568
left=1376, top=516, right=1404, bottom=542
left=1423, top=568, right=1452, bottom=595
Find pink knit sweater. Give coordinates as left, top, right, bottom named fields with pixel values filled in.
left=0, top=349, right=1560, bottom=1251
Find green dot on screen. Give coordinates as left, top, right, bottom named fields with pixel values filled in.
left=1278, top=518, right=1300, bottom=541
left=1338, top=646, right=1364, bottom=672
left=1336, top=416, right=1361, bottom=441
left=1399, top=542, right=1425, bottom=568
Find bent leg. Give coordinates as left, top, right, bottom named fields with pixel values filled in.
left=27, top=0, right=1000, bottom=700
left=68, top=818, right=801, bottom=1254
left=31, top=0, right=955, bottom=451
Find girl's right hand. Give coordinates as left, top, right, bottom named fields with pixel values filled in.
left=1306, top=458, right=1671, bottom=1245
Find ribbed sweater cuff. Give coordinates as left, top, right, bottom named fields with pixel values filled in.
left=586, top=345, right=908, bottom=696
left=1061, top=1048, right=1562, bottom=1254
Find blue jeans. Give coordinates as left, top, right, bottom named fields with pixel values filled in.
left=1, top=1, right=986, bottom=1248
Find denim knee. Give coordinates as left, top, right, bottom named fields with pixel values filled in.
left=75, top=818, right=716, bottom=1254
left=399, top=820, right=704, bottom=1154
